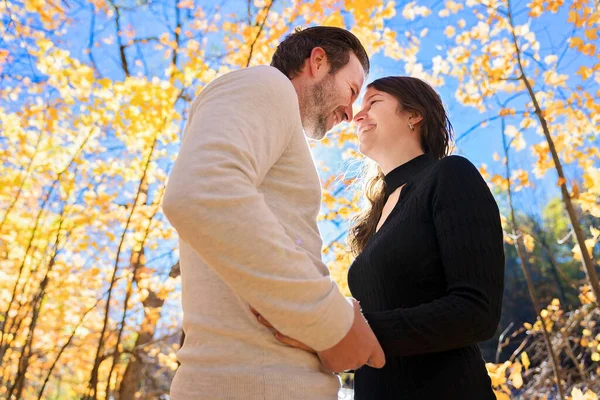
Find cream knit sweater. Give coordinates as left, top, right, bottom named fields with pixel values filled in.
left=162, top=65, right=355, bottom=399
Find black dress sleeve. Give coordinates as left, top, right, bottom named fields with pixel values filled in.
left=363, top=156, right=505, bottom=356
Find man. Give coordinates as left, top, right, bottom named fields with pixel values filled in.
left=162, top=26, right=385, bottom=400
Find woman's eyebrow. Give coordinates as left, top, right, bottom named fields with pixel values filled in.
left=364, top=93, right=382, bottom=102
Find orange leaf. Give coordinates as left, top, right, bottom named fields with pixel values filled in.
left=569, top=36, right=584, bottom=49
left=577, top=66, right=594, bottom=80
left=557, top=177, right=567, bottom=186
left=585, top=28, right=599, bottom=41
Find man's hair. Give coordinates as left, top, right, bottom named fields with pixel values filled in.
left=271, top=26, right=369, bottom=79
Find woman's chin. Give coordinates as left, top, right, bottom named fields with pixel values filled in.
left=358, top=143, right=372, bottom=158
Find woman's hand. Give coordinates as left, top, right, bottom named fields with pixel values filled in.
left=250, top=307, right=317, bottom=354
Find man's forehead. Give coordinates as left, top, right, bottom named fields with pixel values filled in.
left=341, top=52, right=365, bottom=87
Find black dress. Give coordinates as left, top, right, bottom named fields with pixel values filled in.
left=348, top=153, right=505, bottom=400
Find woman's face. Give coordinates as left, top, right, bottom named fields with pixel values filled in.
left=353, top=87, right=415, bottom=160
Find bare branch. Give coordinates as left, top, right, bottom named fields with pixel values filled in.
left=245, top=0, right=275, bottom=68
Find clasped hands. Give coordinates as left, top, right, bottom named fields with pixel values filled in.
left=251, top=298, right=386, bottom=373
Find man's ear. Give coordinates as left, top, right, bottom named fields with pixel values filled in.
left=307, top=47, right=329, bottom=79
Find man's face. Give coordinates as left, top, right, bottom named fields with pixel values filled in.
left=302, top=53, right=365, bottom=140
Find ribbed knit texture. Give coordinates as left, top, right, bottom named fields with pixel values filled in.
left=348, top=153, right=505, bottom=400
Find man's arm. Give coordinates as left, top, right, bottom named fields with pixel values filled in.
left=162, top=67, right=354, bottom=352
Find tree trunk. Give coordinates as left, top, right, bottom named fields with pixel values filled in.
left=501, top=117, right=565, bottom=399
left=117, top=262, right=180, bottom=400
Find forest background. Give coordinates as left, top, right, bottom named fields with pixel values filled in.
left=1, top=0, right=599, bottom=399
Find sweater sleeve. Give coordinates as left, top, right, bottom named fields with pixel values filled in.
left=363, top=155, right=505, bottom=356
left=162, top=66, right=354, bottom=352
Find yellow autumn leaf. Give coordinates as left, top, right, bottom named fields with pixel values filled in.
left=322, top=192, right=336, bottom=209
left=402, top=1, right=431, bottom=20
left=577, top=66, right=594, bottom=80
left=177, top=0, right=195, bottom=9
left=512, top=169, right=532, bottom=191
left=479, top=163, right=490, bottom=180
left=543, top=70, right=569, bottom=87
left=494, top=390, right=511, bottom=400
left=521, top=351, right=530, bottom=371
left=338, top=207, right=351, bottom=219
left=508, top=361, right=523, bottom=389
left=571, top=388, right=599, bottom=400
left=522, top=233, right=535, bottom=252
left=486, top=361, right=511, bottom=387
left=585, top=28, right=598, bottom=41
left=511, top=133, right=526, bottom=151
left=569, top=36, right=585, bottom=49
left=528, top=0, right=544, bottom=17
left=445, top=0, right=463, bottom=14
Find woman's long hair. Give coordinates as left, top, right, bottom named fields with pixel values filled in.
left=348, top=77, right=454, bottom=256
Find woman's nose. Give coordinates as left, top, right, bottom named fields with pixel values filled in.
left=354, top=109, right=366, bottom=123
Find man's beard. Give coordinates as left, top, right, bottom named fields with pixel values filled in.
left=301, top=74, right=338, bottom=140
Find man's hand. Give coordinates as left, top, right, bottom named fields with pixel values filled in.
left=316, top=298, right=386, bottom=373
left=251, top=307, right=317, bottom=354
left=251, top=298, right=385, bottom=373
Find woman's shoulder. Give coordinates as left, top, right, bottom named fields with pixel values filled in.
left=426, top=155, right=489, bottom=194
left=410, top=155, right=486, bottom=199
left=411, top=155, right=495, bottom=214
left=416, top=155, right=478, bottom=183
left=436, top=155, right=477, bottom=172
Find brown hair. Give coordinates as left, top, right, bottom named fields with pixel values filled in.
left=271, top=26, right=370, bottom=79
left=348, top=76, right=454, bottom=256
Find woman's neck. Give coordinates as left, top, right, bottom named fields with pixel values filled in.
left=378, top=147, right=424, bottom=175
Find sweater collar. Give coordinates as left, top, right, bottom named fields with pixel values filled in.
left=384, top=153, right=436, bottom=197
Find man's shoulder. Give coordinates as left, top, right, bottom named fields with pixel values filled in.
left=208, top=66, right=295, bottom=99
left=191, top=66, right=298, bottom=119
left=235, top=65, right=291, bottom=84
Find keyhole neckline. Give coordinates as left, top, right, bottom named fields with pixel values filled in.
left=384, top=153, right=436, bottom=198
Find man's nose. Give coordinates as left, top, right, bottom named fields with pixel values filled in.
left=344, top=105, right=354, bottom=122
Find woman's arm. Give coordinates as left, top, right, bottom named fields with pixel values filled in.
left=363, top=156, right=505, bottom=357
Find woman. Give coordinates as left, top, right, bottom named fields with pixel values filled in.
left=256, top=76, right=505, bottom=399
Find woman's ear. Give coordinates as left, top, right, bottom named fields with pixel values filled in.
left=409, top=111, right=423, bottom=126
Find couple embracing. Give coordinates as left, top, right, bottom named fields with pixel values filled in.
left=162, top=26, right=505, bottom=400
